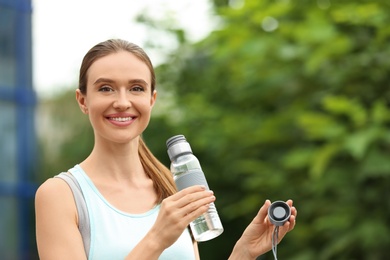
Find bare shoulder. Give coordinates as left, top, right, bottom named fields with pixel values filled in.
left=35, top=175, right=77, bottom=217
left=36, top=176, right=73, bottom=202
left=35, top=176, right=86, bottom=259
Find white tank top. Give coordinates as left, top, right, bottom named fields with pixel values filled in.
left=69, top=164, right=196, bottom=260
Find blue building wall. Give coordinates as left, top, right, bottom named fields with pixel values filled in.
left=0, top=0, right=38, bottom=258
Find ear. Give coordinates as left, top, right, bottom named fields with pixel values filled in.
left=150, top=90, right=157, bottom=107
left=76, top=89, right=88, bottom=114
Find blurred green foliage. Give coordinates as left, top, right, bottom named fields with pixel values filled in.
left=150, top=0, right=390, bottom=259
left=38, top=0, right=390, bottom=259
left=37, top=90, right=94, bottom=179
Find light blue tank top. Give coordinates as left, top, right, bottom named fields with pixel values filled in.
left=69, top=164, right=196, bottom=260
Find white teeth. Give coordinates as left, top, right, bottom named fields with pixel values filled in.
left=110, top=117, right=132, bottom=122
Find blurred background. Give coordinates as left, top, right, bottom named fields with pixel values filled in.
left=1, top=0, right=390, bottom=259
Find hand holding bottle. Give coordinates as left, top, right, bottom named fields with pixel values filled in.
left=147, top=185, right=215, bottom=251
left=166, top=135, right=224, bottom=242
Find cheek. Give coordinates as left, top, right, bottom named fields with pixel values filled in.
left=85, top=100, right=105, bottom=121
left=139, top=97, right=155, bottom=112
left=86, top=96, right=106, bottom=110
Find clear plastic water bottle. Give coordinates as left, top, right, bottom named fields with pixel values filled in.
left=166, top=135, right=224, bottom=242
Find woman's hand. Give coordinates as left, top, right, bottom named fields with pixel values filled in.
left=229, top=200, right=297, bottom=260
left=144, top=186, right=215, bottom=252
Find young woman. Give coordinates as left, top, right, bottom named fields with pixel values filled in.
left=35, top=39, right=297, bottom=260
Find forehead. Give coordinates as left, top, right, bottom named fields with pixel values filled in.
left=87, top=51, right=151, bottom=85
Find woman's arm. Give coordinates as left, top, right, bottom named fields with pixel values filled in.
left=36, top=182, right=213, bottom=260
left=35, top=178, right=87, bottom=260
left=124, top=186, right=214, bottom=260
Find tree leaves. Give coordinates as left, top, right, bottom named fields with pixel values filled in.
left=153, top=0, right=390, bottom=258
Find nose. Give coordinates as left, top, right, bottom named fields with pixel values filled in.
left=113, top=90, right=131, bottom=110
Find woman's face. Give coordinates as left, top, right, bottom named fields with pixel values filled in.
left=76, top=51, right=156, bottom=144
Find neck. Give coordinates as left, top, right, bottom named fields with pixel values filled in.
left=80, top=136, right=148, bottom=182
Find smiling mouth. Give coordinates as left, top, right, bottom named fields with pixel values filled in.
left=108, top=117, right=133, bottom=122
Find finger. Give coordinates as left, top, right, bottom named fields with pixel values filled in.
left=182, top=202, right=212, bottom=223
left=255, top=199, right=271, bottom=223
left=179, top=191, right=215, bottom=213
left=176, top=190, right=217, bottom=225
left=280, top=211, right=296, bottom=234
left=176, top=189, right=215, bottom=209
left=288, top=215, right=296, bottom=230
left=170, top=185, right=207, bottom=201
left=291, top=206, right=297, bottom=218
left=289, top=207, right=297, bottom=229
left=285, top=200, right=297, bottom=230
left=285, top=200, right=297, bottom=218
left=286, top=199, right=293, bottom=207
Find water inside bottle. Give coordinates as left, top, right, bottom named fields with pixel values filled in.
left=190, top=203, right=224, bottom=242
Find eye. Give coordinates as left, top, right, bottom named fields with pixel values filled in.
left=98, top=85, right=113, bottom=92
left=131, top=85, right=145, bottom=92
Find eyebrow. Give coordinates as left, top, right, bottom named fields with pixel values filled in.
left=93, top=78, right=149, bottom=87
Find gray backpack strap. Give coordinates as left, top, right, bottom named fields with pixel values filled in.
left=55, top=172, right=91, bottom=258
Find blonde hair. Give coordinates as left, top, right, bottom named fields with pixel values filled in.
left=79, top=39, right=177, bottom=202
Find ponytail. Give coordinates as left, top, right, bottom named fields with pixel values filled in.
left=138, top=137, right=177, bottom=203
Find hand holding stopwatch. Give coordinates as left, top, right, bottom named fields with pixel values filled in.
left=268, top=201, right=291, bottom=260
left=268, top=201, right=291, bottom=226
